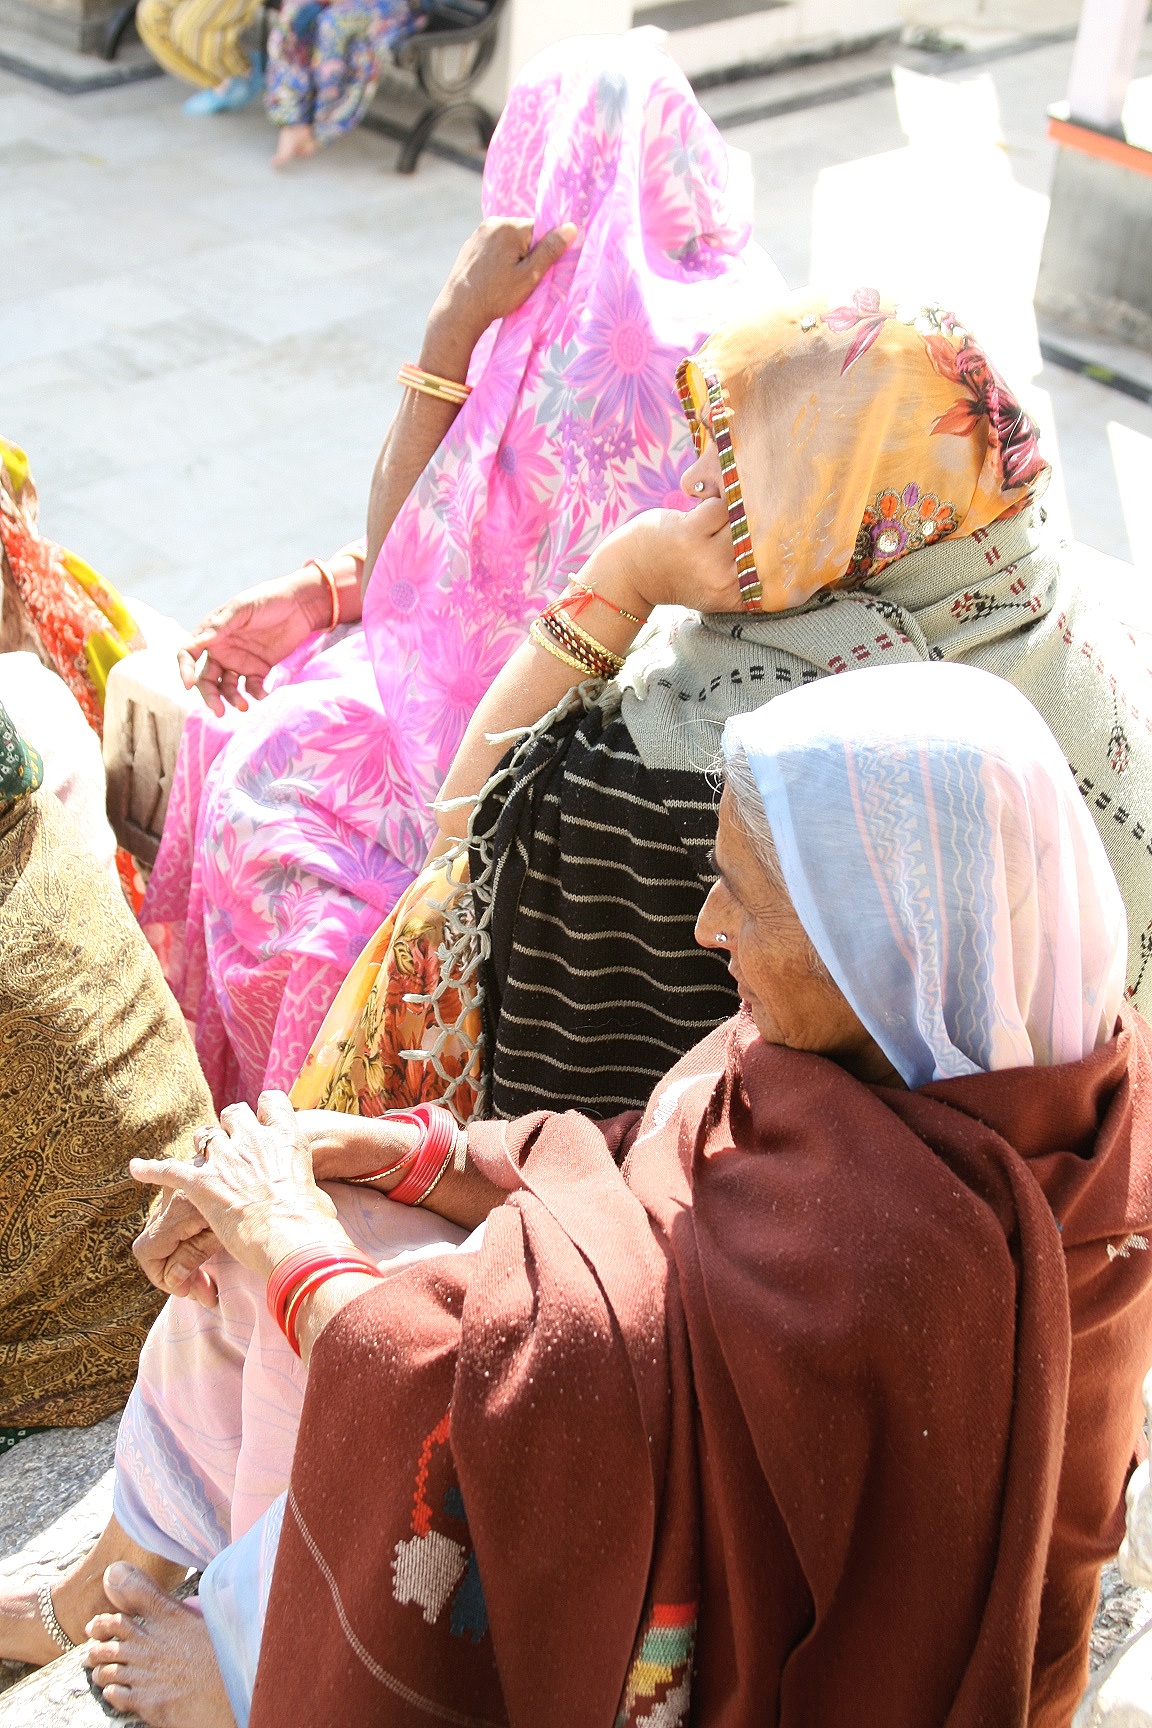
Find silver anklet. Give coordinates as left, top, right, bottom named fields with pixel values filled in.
left=37, top=1582, right=77, bottom=1653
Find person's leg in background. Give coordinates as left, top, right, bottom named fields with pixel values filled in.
left=265, top=0, right=323, bottom=163
left=138, top=0, right=264, bottom=111
left=268, top=0, right=410, bottom=163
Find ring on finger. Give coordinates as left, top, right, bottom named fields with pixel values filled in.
left=192, top=1125, right=219, bottom=1164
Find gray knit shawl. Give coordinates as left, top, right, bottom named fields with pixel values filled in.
left=618, top=508, right=1152, bottom=1012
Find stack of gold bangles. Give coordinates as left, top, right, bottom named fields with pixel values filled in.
left=530, top=600, right=626, bottom=681
left=398, top=362, right=472, bottom=407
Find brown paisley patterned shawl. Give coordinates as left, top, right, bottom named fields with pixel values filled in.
left=0, top=790, right=213, bottom=1426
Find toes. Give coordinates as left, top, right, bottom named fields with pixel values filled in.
left=89, top=1658, right=126, bottom=1689
left=85, top=1611, right=130, bottom=1644
left=103, top=1562, right=172, bottom=1618
left=84, top=1633, right=124, bottom=1671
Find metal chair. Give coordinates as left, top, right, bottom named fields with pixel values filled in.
left=388, top=0, right=506, bottom=172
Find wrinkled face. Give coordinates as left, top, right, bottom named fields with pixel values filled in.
left=695, top=788, right=902, bottom=1084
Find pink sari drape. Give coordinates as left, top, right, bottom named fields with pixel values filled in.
left=141, top=32, right=781, bottom=1108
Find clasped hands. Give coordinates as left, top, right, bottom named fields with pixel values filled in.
left=131, top=1094, right=417, bottom=1308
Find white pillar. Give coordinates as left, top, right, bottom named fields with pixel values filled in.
left=505, top=0, right=634, bottom=82
left=1066, top=0, right=1149, bottom=130
left=476, top=0, right=634, bottom=113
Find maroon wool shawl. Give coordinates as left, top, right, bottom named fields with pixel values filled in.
left=250, top=1008, right=1152, bottom=1728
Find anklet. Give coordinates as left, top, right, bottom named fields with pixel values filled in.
left=37, top=1582, right=76, bottom=1653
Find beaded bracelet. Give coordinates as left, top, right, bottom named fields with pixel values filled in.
left=559, top=578, right=647, bottom=627
left=398, top=362, right=471, bottom=407
left=304, top=556, right=340, bottom=631
left=266, top=1245, right=385, bottom=1356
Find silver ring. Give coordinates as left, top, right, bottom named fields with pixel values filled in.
left=192, top=1125, right=219, bottom=1163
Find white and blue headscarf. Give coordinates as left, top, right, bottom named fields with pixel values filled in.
left=723, top=662, right=1127, bottom=1088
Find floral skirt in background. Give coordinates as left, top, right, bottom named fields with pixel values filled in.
left=264, top=0, right=415, bottom=143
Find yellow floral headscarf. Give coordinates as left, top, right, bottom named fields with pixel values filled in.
left=676, top=288, right=1050, bottom=612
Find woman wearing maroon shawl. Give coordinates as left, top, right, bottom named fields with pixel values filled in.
left=80, top=661, right=1152, bottom=1728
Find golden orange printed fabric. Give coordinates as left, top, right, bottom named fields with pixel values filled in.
left=0, top=436, right=144, bottom=734
left=290, top=852, right=480, bottom=1122
left=677, top=288, right=1049, bottom=612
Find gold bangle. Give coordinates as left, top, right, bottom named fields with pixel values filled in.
left=305, top=557, right=340, bottom=631
left=413, top=1138, right=456, bottom=1207
left=542, top=610, right=625, bottom=676
left=398, top=363, right=471, bottom=407
left=531, top=619, right=589, bottom=675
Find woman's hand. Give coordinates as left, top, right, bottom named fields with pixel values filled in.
left=134, top=1191, right=221, bottom=1309
left=130, top=1093, right=347, bottom=1285
left=583, top=500, right=742, bottom=618
left=177, top=552, right=363, bottom=716
left=424, top=217, right=578, bottom=366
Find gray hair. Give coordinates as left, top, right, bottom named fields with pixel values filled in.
left=719, top=739, right=831, bottom=982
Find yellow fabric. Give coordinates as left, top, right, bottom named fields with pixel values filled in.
left=291, top=852, right=481, bottom=1123
left=137, top=0, right=258, bottom=87
left=679, top=288, right=1050, bottom=613
left=0, top=439, right=144, bottom=728
left=0, top=437, right=29, bottom=497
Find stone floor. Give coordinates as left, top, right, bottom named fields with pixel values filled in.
left=2, top=21, right=1152, bottom=632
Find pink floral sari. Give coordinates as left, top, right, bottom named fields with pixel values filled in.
left=141, top=32, right=780, bottom=1109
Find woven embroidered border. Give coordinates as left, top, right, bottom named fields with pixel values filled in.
left=674, top=358, right=703, bottom=454
left=702, top=369, right=761, bottom=609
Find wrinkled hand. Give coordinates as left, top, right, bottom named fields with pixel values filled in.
left=587, top=501, right=742, bottom=618
left=177, top=567, right=331, bottom=715
left=134, top=1190, right=221, bottom=1309
left=131, top=1093, right=345, bottom=1285
left=427, top=216, right=578, bottom=354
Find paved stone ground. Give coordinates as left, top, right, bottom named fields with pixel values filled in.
left=3, top=22, right=1152, bottom=631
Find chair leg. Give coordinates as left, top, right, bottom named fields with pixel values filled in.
left=102, top=0, right=139, bottom=59
left=395, top=98, right=494, bottom=173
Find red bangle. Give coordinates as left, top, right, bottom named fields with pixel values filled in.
left=387, top=1104, right=459, bottom=1206
left=266, top=1246, right=384, bottom=1355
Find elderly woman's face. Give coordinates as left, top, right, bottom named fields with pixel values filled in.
left=696, top=789, right=901, bottom=1085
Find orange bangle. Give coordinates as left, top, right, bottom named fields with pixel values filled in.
left=306, top=557, right=340, bottom=631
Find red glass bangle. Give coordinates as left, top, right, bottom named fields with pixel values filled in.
left=387, top=1104, right=460, bottom=1206
left=267, top=1246, right=383, bottom=1355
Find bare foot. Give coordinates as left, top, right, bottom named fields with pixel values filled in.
left=0, top=1517, right=185, bottom=1666
left=85, top=1563, right=235, bottom=1728
left=272, top=123, right=316, bottom=166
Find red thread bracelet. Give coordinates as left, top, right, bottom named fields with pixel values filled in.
left=267, top=1246, right=384, bottom=1355
left=388, top=1104, right=460, bottom=1206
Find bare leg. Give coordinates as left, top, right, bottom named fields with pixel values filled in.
left=272, top=123, right=316, bottom=165
left=86, top=1564, right=235, bottom=1728
left=0, top=1517, right=186, bottom=1666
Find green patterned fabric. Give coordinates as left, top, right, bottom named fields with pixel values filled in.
left=0, top=700, right=41, bottom=811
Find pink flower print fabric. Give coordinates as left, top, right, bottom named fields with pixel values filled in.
left=363, top=32, right=781, bottom=867
left=141, top=32, right=781, bottom=1110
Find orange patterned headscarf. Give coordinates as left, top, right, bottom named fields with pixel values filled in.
left=676, top=288, right=1049, bottom=612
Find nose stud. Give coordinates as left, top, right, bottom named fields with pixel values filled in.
left=693, top=479, right=705, bottom=494
left=715, top=932, right=728, bottom=945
